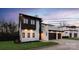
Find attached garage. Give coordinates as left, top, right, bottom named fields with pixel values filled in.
left=49, top=32, right=62, bottom=40
left=41, top=23, right=63, bottom=41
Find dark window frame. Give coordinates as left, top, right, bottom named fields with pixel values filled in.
left=31, top=19, right=35, bottom=25
left=22, top=32, right=25, bottom=38
left=32, top=33, right=35, bottom=38
left=27, top=33, right=30, bottom=38
left=24, top=18, right=28, bottom=24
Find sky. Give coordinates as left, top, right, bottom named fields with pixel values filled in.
left=0, top=8, right=79, bottom=26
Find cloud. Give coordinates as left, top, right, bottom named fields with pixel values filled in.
left=41, top=9, right=79, bottom=26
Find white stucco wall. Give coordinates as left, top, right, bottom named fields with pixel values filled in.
left=41, top=24, right=49, bottom=41
left=20, top=20, right=40, bottom=42
left=61, top=27, right=79, bottom=38
left=41, top=24, right=63, bottom=41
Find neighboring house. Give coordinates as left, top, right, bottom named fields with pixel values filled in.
left=59, top=26, right=79, bottom=38
left=41, top=23, right=63, bottom=41
left=19, top=13, right=42, bottom=42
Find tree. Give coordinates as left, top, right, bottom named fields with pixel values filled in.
left=8, top=21, right=17, bottom=33
left=0, top=18, right=18, bottom=34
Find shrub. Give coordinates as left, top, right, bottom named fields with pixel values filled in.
left=0, top=32, right=19, bottom=41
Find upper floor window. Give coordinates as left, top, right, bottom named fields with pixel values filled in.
left=31, top=20, right=35, bottom=25
left=24, top=18, right=28, bottom=24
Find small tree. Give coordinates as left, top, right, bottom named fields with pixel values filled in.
left=8, top=21, right=17, bottom=34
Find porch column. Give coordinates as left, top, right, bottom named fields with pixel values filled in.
left=61, top=33, right=62, bottom=39
left=72, top=32, right=74, bottom=38
left=56, top=32, right=58, bottom=40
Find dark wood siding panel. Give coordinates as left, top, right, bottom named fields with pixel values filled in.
left=21, top=24, right=36, bottom=30
left=19, top=14, right=37, bottom=30
left=39, top=20, right=42, bottom=40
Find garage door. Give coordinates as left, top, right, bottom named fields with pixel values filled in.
left=49, top=33, right=56, bottom=40
left=70, top=33, right=72, bottom=38
left=58, top=33, right=61, bottom=39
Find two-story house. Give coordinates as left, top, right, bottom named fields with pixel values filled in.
left=19, top=14, right=42, bottom=42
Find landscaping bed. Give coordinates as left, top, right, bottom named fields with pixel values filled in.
left=64, top=38, right=79, bottom=40
left=0, top=41, right=58, bottom=50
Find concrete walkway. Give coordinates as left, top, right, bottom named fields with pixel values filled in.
left=38, top=39, right=79, bottom=50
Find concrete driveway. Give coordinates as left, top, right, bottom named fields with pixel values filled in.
left=38, top=39, right=79, bottom=50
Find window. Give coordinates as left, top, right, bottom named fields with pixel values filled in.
left=24, top=19, right=26, bottom=23
left=31, top=20, right=35, bottom=25
left=22, top=33, right=25, bottom=38
left=32, top=33, right=35, bottom=38
left=24, top=18, right=28, bottom=24
left=27, top=33, right=30, bottom=38
left=25, top=19, right=28, bottom=24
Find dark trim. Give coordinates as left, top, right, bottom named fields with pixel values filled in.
left=19, top=13, right=42, bottom=30
left=16, top=15, right=22, bottom=43
left=39, top=20, right=42, bottom=40
left=21, top=24, right=36, bottom=30
left=42, top=23, right=54, bottom=26
left=19, top=13, right=42, bottom=20
left=63, top=30, right=78, bottom=31
left=49, top=30, right=64, bottom=32
left=21, top=15, right=36, bottom=30
left=59, top=26, right=79, bottom=28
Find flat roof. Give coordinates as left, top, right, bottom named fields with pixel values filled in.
left=41, top=23, right=54, bottom=26
left=59, top=26, right=79, bottom=28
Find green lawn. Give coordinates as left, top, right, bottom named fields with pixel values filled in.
left=0, top=41, right=58, bottom=50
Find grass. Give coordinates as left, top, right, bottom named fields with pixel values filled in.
left=0, top=41, right=58, bottom=50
